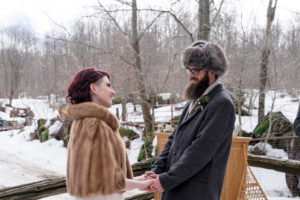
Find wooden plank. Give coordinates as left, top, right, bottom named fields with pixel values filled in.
left=248, top=154, right=300, bottom=176
left=0, top=159, right=154, bottom=200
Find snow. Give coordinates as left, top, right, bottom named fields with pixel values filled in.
left=0, top=97, right=59, bottom=120
left=251, top=167, right=300, bottom=199
left=159, top=93, right=172, bottom=100
left=249, top=142, right=288, bottom=160
left=0, top=90, right=299, bottom=199
left=0, top=110, right=25, bottom=125
left=237, top=90, right=299, bottom=133
left=49, top=121, right=63, bottom=136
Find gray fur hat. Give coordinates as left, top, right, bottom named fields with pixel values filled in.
left=182, top=40, right=228, bottom=76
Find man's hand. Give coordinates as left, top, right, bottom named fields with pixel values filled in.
left=149, top=176, right=164, bottom=192
left=144, top=171, right=158, bottom=179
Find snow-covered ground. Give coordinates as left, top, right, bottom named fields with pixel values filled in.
left=0, top=90, right=300, bottom=199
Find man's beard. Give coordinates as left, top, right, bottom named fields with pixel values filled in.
left=184, top=72, right=210, bottom=100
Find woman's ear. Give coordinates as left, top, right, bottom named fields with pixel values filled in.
left=90, top=83, right=96, bottom=95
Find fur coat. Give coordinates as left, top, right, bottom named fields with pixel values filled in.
left=66, top=102, right=133, bottom=198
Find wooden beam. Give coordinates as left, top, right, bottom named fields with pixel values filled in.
left=0, top=158, right=154, bottom=200
left=125, top=192, right=154, bottom=200
left=248, top=154, right=300, bottom=176
left=0, top=178, right=66, bottom=200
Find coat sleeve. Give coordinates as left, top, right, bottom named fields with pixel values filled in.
left=159, top=100, right=235, bottom=191
left=294, top=104, right=300, bottom=136
left=151, top=102, right=190, bottom=174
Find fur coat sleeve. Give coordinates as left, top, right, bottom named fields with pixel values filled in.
left=66, top=102, right=133, bottom=198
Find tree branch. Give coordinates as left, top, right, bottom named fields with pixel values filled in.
left=138, top=9, right=194, bottom=42
left=211, top=0, right=225, bottom=27
left=114, top=0, right=132, bottom=7
left=49, top=36, right=136, bottom=67
left=97, top=0, right=129, bottom=37
left=138, top=12, right=164, bottom=41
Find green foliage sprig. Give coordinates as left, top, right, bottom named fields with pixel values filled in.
left=196, top=95, right=210, bottom=111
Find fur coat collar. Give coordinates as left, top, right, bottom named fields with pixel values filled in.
left=66, top=102, right=133, bottom=198
left=66, top=102, right=119, bottom=130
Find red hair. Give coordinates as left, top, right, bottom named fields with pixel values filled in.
left=67, top=67, right=110, bottom=104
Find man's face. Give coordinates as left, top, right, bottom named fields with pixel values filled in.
left=185, top=66, right=207, bottom=84
left=184, top=66, right=210, bottom=100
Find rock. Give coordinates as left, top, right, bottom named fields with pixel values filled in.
left=40, top=129, right=49, bottom=142
left=125, top=140, right=131, bottom=148
left=252, top=111, right=293, bottom=151
left=55, top=116, right=73, bottom=146
left=37, top=119, right=47, bottom=129
left=119, top=128, right=139, bottom=141
left=29, top=132, right=38, bottom=140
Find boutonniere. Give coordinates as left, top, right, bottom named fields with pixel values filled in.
left=196, top=96, right=210, bottom=111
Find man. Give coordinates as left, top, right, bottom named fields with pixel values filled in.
left=294, top=104, right=300, bottom=136
left=146, top=40, right=236, bottom=200
left=293, top=104, right=300, bottom=191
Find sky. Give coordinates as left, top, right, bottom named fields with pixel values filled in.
left=0, top=0, right=299, bottom=37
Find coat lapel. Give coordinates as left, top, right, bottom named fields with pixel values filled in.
left=178, top=84, right=224, bottom=129
left=179, top=105, right=202, bottom=128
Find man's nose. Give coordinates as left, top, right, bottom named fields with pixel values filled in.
left=189, top=72, right=195, bottom=78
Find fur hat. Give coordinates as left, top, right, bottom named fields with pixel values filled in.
left=182, top=40, right=228, bottom=76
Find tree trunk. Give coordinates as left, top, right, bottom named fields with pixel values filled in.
left=197, top=0, right=210, bottom=41
left=131, top=0, right=152, bottom=135
left=258, top=0, right=278, bottom=124
left=121, top=98, right=127, bottom=121
left=258, top=48, right=269, bottom=123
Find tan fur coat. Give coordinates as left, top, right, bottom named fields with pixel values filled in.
left=66, top=102, right=133, bottom=198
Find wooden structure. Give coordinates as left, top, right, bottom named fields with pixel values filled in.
left=154, top=132, right=171, bottom=200
left=239, top=166, right=267, bottom=199
left=221, top=137, right=252, bottom=200
left=0, top=159, right=155, bottom=200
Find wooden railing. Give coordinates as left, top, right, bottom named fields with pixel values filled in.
left=0, top=158, right=155, bottom=200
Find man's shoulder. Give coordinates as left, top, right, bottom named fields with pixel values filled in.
left=211, top=90, right=233, bottom=105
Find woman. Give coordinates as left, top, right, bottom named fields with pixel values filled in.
left=66, top=67, right=153, bottom=200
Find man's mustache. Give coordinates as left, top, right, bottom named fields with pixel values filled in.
left=190, top=77, right=199, bottom=81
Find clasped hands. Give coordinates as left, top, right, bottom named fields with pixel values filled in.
left=134, top=171, right=164, bottom=192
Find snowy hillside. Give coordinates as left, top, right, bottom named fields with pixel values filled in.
left=0, top=90, right=300, bottom=199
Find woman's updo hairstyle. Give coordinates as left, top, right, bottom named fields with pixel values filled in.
left=67, top=67, right=109, bottom=104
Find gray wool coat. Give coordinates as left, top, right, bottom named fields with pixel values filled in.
left=294, top=104, right=300, bottom=136
left=152, top=84, right=235, bottom=200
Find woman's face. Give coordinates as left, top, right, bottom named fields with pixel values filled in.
left=90, top=76, right=115, bottom=107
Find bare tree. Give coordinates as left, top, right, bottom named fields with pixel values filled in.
left=258, top=0, right=278, bottom=123
left=0, top=26, right=35, bottom=105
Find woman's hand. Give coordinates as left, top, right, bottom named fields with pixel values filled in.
left=133, top=174, right=147, bottom=181
left=137, top=179, right=155, bottom=191
left=125, top=178, right=154, bottom=191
